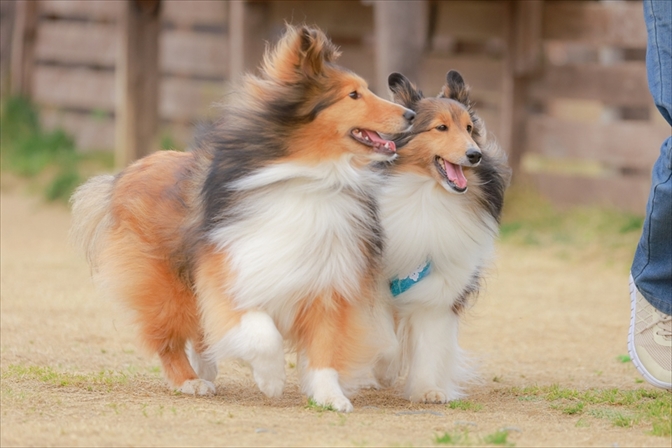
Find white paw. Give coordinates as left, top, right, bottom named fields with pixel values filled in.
left=410, top=389, right=447, bottom=404
left=186, top=343, right=219, bottom=382
left=313, top=393, right=354, bottom=413
left=178, top=379, right=216, bottom=396
left=254, top=369, right=286, bottom=398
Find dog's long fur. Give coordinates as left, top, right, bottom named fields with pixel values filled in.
left=374, top=71, right=511, bottom=403
left=70, top=25, right=414, bottom=412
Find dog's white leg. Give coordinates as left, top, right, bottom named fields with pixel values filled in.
left=300, top=358, right=353, bottom=413
left=208, top=311, right=286, bottom=398
left=186, top=341, right=218, bottom=382
left=405, top=307, right=464, bottom=403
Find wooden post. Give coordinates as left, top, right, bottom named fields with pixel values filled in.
left=500, top=0, right=543, bottom=178
left=10, top=0, right=38, bottom=98
left=115, top=0, right=161, bottom=169
left=373, top=0, right=428, bottom=96
left=228, top=1, right=268, bottom=83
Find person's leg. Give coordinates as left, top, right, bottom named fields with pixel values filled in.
left=628, top=0, right=672, bottom=390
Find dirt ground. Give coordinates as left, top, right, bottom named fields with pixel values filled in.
left=0, top=189, right=669, bottom=447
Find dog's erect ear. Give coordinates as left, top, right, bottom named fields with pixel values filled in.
left=388, top=72, right=423, bottom=110
left=298, top=26, right=339, bottom=77
left=262, top=25, right=340, bottom=82
left=439, top=70, right=471, bottom=105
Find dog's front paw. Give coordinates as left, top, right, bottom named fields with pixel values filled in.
left=177, top=379, right=216, bottom=396
left=254, top=370, right=286, bottom=398
left=312, top=393, right=354, bottom=413
left=410, top=389, right=447, bottom=404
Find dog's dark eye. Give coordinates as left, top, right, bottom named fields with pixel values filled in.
left=436, top=124, right=448, bottom=131
left=466, top=124, right=473, bottom=133
left=349, top=91, right=361, bottom=100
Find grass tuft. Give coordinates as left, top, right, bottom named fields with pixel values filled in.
left=3, top=364, right=130, bottom=391
left=305, top=398, right=337, bottom=412
left=506, top=384, right=671, bottom=436
left=434, top=430, right=468, bottom=445
left=448, top=400, right=483, bottom=412
left=482, top=430, right=514, bottom=446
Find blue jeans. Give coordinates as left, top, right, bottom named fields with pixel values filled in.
left=631, top=0, right=672, bottom=315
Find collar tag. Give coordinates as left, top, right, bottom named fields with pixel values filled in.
left=390, top=261, right=431, bottom=297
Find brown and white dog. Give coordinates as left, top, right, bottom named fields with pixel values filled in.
left=70, top=25, right=415, bottom=412
left=374, top=71, right=511, bottom=403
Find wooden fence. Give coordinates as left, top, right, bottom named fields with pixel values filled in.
left=3, top=0, right=669, bottom=213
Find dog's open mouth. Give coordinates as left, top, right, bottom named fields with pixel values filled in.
left=351, top=129, right=396, bottom=155
left=435, top=156, right=468, bottom=193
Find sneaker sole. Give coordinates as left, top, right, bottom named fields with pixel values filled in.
left=628, top=273, right=672, bottom=390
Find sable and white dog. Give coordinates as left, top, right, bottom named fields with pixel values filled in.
left=374, top=71, right=511, bottom=403
left=70, top=25, right=414, bottom=412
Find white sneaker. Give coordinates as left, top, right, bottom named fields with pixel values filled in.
left=628, top=274, right=672, bottom=390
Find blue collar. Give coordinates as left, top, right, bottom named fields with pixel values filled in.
left=390, top=261, right=431, bottom=297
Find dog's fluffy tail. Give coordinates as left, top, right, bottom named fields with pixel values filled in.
left=69, top=174, right=115, bottom=270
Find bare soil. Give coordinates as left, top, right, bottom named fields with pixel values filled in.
left=1, top=189, right=668, bottom=447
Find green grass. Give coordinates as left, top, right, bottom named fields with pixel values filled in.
left=616, top=354, right=632, bottom=363
left=305, top=397, right=337, bottom=412
left=434, top=429, right=516, bottom=446
left=506, top=384, right=671, bottom=436
left=0, top=96, right=113, bottom=202
left=434, top=430, right=469, bottom=445
left=499, top=185, right=643, bottom=255
left=2, top=364, right=130, bottom=391
left=448, top=399, right=483, bottom=412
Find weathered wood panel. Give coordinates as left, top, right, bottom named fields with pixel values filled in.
left=530, top=172, right=651, bottom=214
left=39, top=0, right=121, bottom=22
left=529, top=63, right=649, bottom=107
left=35, top=21, right=116, bottom=67
left=160, top=77, right=225, bottom=122
left=420, top=55, right=503, bottom=94
left=161, top=29, right=228, bottom=78
left=41, top=109, right=115, bottom=151
left=33, top=65, right=115, bottom=111
left=527, top=116, right=667, bottom=172
left=543, top=1, right=647, bottom=47
left=269, top=1, right=373, bottom=41
left=163, top=0, right=227, bottom=28
left=434, top=1, right=507, bottom=41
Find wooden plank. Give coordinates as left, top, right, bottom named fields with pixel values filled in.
left=337, top=45, right=375, bottom=92
left=268, top=1, right=373, bottom=41
left=530, top=172, right=651, bottom=214
left=39, top=0, right=121, bottom=22
left=160, top=77, right=225, bottom=122
left=33, top=66, right=115, bottom=111
left=0, top=0, right=16, bottom=96
left=115, top=0, right=161, bottom=168
left=543, top=1, right=647, bottom=47
left=434, top=1, right=506, bottom=41
left=162, top=0, right=227, bottom=28
left=500, top=1, right=543, bottom=177
left=41, top=109, right=115, bottom=152
left=373, top=1, right=428, bottom=95
left=529, top=62, right=649, bottom=107
left=419, top=55, right=503, bottom=94
left=526, top=116, right=667, bottom=172
left=11, top=0, right=38, bottom=97
left=161, top=29, right=227, bottom=78
left=228, top=1, right=269, bottom=81
left=35, top=21, right=116, bottom=67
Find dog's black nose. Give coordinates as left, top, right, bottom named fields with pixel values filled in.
left=403, top=109, right=416, bottom=122
left=466, top=148, right=482, bottom=164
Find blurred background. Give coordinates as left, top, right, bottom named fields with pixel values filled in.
left=0, top=0, right=668, bottom=213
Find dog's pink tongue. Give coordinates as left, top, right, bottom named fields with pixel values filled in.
left=362, top=130, right=396, bottom=152
left=444, top=159, right=468, bottom=189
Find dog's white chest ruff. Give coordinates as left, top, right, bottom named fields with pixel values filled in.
left=380, top=172, right=496, bottom=304
left=208, top=159, right=380, bottom=325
